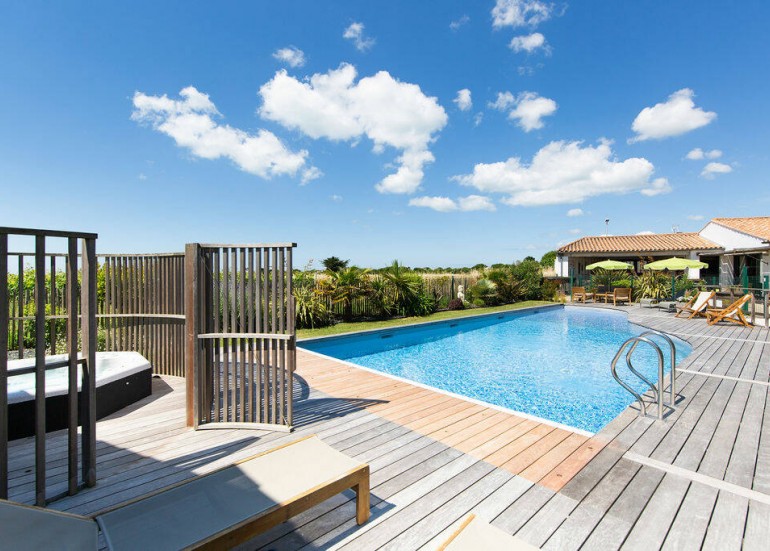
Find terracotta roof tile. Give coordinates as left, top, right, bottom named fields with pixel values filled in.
left=710, top=217, right=770, bottom=242
left=558, top=232, right=722, bottom=254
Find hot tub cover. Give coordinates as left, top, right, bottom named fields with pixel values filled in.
left=7, top=351, right=151, bottom=404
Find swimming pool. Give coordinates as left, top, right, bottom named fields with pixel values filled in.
left=299, top=306, right=691, bottom=433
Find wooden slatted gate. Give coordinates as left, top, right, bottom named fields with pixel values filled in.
left=185, top=243, right=296, bottom=431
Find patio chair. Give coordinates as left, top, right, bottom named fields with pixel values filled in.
left=438, top=514, right=539, bottom=550
left=571, top=286, right=593, bottom=303
left=675, top=291, right=716, bottom=319
left=0, top=435, right=370, bottom=551
left=612, top=287, right=632, bottom=306
left=705, top=294, right=752, bottom=327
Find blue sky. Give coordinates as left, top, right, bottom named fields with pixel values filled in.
left=2, top=1, right=769, bottom=267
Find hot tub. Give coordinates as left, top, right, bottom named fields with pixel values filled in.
left=7, top=351, right=153, bottom=440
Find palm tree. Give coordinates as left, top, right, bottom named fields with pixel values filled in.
left=381, top=260, right=422, bottom=316
left=328, top=266, right=369, bottom=321
left=322, top=256, right=349, bottom=273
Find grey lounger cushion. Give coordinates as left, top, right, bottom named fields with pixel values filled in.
left=97, top=435, right=366, bottom=550
left=440, top=514, right=539, bottom=550
left=0, top=500, right=98, bottom=551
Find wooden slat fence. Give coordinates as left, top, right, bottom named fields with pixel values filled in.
left=186, top=243, right=296, bottom=431
left=101, top=253, right=185, bottom=376
left=5, top=253, right=186, bottom=376
left=1, top=227, right=97, bottom=506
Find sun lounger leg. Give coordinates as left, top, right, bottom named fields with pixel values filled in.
left=355, top=469, right=370, bottom=525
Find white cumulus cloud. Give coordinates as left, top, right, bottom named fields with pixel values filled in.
left=131, top=86, right=310, bottom=180
left=701, top=162, right=732, bottom=179
left=301, top=166, right=323, bottom=184
left=687, top=214, right=705, bottom=221
left=450, top=15, right=470, bottom=30
left=454, top=89, right=473, bottom=111
left=409, top=195, right=496, bottom=212
left=630, top=89, right=716, bottom=142
left=490, top=91, right=557, bottom=132
left=343, top=22, right=375, bottom=52
left=272, top=46, right=306, bottom=68
left=569, top=228, right=582, bottom=235
left=685, top=147, right=722, bottom=160
left=567, top=208, right=583, bottom=217
left=492, top=0, right=553, bottom=28
left=453, top=139, right=671, bottom=207
left=509, top=32, right=550, bottom=54
left=258, top=63, right=447, bottom=194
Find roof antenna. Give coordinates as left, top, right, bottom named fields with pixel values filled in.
left=671, top=225, right=679, bottom=233
left=605, top=218, right=610, bottom=236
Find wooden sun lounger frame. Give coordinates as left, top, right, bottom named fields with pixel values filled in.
left=438, top=514, right=539, bottom=550
left=705, top=294, right=752, bottom=327
left=1, top=435, right=370, bottom=551
left=675, top=291, right=716, bottom=319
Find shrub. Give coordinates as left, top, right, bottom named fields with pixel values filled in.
left=325, top=266, right=370, bottom=321
left=633, top=272, right=670, bottom=300
left=447, top=298, right=465, bottom=310
left=367, top=275, right=392, bottom=318
left=294, top=284, right=332, bottom=329
left=471, top=298, right=485, bottom=308
left=467, top=279, right=498, bottom=305
left=541, top=279, right=560, bottom=301
left=487, top=267, right=525, bottom=304
left=511, top=259, right=544, bottom=300
left=382, top=260, right=431, bottom=317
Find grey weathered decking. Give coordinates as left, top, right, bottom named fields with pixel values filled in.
left=6, top=304, right=770, bottom=550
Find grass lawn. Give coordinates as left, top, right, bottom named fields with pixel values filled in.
left=297, top=300, right=556, bottom=339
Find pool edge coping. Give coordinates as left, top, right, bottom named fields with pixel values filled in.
left=297, top=302, right=564, bottom=344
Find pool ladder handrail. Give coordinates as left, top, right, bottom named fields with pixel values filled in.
left=610, top=330, right=677, bottom=420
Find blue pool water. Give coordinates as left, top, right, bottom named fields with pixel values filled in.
left=299, top=306, right=691, bottom=433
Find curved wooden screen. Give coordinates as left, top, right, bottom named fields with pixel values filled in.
left=185, top=243, right=296, bottom=432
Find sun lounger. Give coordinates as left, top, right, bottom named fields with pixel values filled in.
left=571, top=286, right=593, bottom=303
left=0, top=500, right=98, bottom=551
left=612, top=287, right=632, bottom=306
left=0, top=435, right=370, bottom=551
left=675, top=291, right=716, bottom=319
left=705, top=294, right=752, bottom=327
left=438, top=514, right=539, bottom=550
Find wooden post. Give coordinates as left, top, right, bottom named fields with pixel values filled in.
left=0, top=233, right=8, bottom=499
left=80, top=237, right=97, bottom=487
left=66, top=237, right=79, bottom=495
left=34, top=235, right=46, bottom=506
left=184, top=244, right=201, bottom=427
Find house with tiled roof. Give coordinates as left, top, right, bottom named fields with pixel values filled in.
left=555, top=216, right=770, bottom=288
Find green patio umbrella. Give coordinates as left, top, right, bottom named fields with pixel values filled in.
left=643, top=257, right=708, bottom=299
left=586, top=259, right=634, bottom=270
left=643, top=257, right=708, bottom=271
left=585, top=259, right=633, bottom=291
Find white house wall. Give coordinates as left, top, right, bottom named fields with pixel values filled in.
left=699, top=222, right=766, bottom=251
left=555, top=255, right=569, bottom=277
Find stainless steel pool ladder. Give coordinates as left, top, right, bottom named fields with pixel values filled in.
left=610, top=330, right=677, bottom=420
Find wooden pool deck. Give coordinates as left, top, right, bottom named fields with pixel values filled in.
left=6, top=304, right=770, bottom=549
